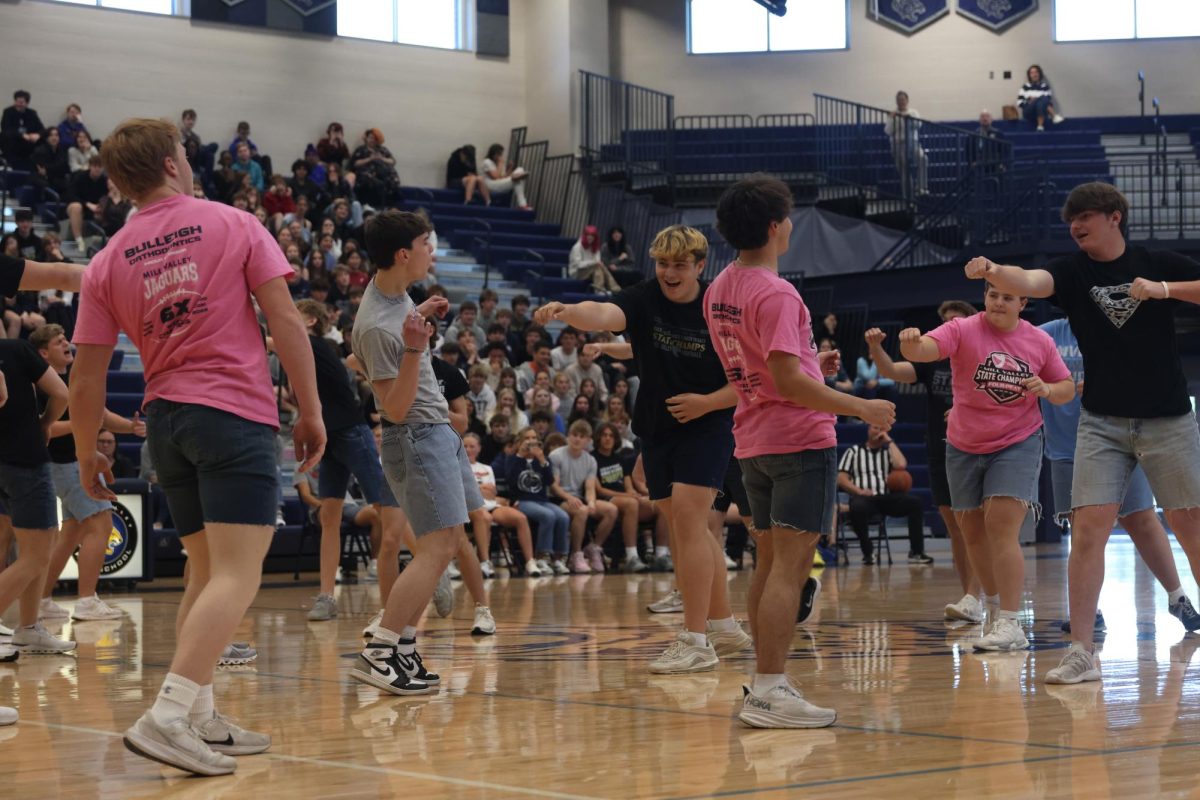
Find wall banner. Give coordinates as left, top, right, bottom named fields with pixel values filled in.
left=869, top=0, right=950, bottom=34
left=956, top=0, right=1038, bottom=32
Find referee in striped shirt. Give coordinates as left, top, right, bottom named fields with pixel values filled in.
left=837, top=423, right=933, bottom=565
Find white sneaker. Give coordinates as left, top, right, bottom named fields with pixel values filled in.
left=973, top=617, right=1028, bottom=652
left=0, top=643, right=17, bottom=663
left=12, top=623, right=76, bottom=654
left=526, top=559, right=545, bottom=577
left=432, top=570, right=454, bottom=618
left=71, top=595, right=123, bottom=621
left=1045, top=643, right=1102, bottom=684
left=944, top=594, right=984, bottom=624
left=196, top=712, right=272, bottom=755
left=647, top=589, right=684, bottom=614
left=123, top=711, right=236, bottom=776
left=1052, top=113, right=1066, bottom=124
left=624, top=554, right=651, bottom=573
left=739, top=682, right=837, bottom=729
left=0, top=707, right=16, bottom=726
left=472, top=605, right=496, bottom=636
left=551, top=559, right=569, bottom=576
left=217, top=642, right=258, bottom=666
left=38, top=598, right=69, bottom=620
left=447, top=561, right=461, bottom=580
left=334, top=566, right=346, bottom=584
left=0, top=623, right=13, bottom=637
left=706, top=622, right=753, bottom=657
left=366, top=558, right=378, bottom=580
left=648, top=632, right=719, bottom=674
left=480, top=560, right=496, bottom=579
left=724, top=554, right=738, bottom=570
left=362, top=609, right=384, bottom=639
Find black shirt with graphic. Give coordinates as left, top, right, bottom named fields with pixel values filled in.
left=1045, top=246, right=1200, bottom=418
left=594, top=450, right=630, bottom=494
left=432, top=356, right=469, bottom=402
left=913, top=360, right=953, bottom=445
left=0, top=339, right=52, bottom=467
left=310, top=334, right=364, bottom=434
left=611, top=278, right=732, bottom=442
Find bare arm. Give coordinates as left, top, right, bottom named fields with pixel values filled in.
left=897, top=329, right=943, bottom=363
left=295, top=479, right=322, bottom=510
left=18, top=259, right=85, bottom=292
left=69, top=343, right=115, bottom=500
left=1130, top=277, right=1200, bottom=306
left=864, top=328, right=917, bottom=383
left=837, top=471, right=870, bottom=497
left=665, top=383, right=737, bottom=424
left=965, top=257, right=1055, bottom=298
left=887, top=441, right=907, bottom=471
left=448, top=396, right=469, bottom=434
left=584, top=341, right=633, bottom=360
left=767, top=352, right=894, bottom=425
left=1022, top=375, right=1076, bottom=405
left=584, top=476, right=598, bottom=506
left=534, top=300, right=627, bottom=333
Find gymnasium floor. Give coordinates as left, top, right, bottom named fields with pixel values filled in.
left=4, top=538, right=1199, bottom=799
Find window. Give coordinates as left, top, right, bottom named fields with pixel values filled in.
left=339, top=0, right=464, bottom=49
left=1054, top=0, right=1200, bottom=41
left=687, top=0, right=847, bottom=54
left=45, top=0, right=175, bottom=13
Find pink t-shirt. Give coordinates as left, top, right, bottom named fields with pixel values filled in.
left=704, top=264, right=836, bottom=458
left=926, top=312, right=1070, bottom=454
left=73, top=194, right=292, bottom=429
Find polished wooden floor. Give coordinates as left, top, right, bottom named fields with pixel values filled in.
left=4, top=538, right=1200, bottom=798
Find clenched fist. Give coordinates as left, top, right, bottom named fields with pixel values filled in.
left=864, top=327, right=886, bottom=347
left=965, top=256, right=996, bottom=280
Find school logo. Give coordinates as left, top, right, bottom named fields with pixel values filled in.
left=956, top=0, right=1038, bottom=32
left=73, top=501, right=138, bottom=575
left=973, top=351, right=1032, bottom=404
left=1089, top=283, right=1141, bottom=329
left=870, top=0, right=949, bottom=33
left=516, top=467, right=544, bottom=495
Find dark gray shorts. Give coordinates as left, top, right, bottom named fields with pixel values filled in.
left=0, top=461, right=57, bottom=530
left=380, top=422, right=484, bottom=537
left=739, top=448, right=836, bottom=535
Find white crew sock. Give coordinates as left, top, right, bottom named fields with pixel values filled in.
left=708, top=617, right=739, bottom=633
left=751, top=673, right=788, bottom=695
left=1169, top=587, right=1186, bottom=604
left=188, top=684, right=215, bottom=726
left=150, top=673, right=200, bottom=727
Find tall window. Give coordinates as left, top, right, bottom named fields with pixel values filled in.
left=687, top=0, right=847, bottom=54
left=338, top=0, right=465, bottom=49
left=45, top=0, right=175, bottom=13
left=1055, top=0, right=1200, bottom=41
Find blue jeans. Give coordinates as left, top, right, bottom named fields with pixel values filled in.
left=518, top=499, right=569, bottom=556
left=1022, top=96, right=1053, bottom=124
left=319, top=424, right=396, bottom=507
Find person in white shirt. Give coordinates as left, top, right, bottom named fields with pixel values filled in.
left=463, top=433, right=539, bottom=576
left=569, top=226, right=620, bottom=294
left=551, top=327, right=580, bottom=372
left=885, top=91, right=928, bottom=198
left=466, top=365, right=497, bottom=423
left=480, top=144, right=530, bottom=209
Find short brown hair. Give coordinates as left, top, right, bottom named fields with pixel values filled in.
left=937, top=300, right=976, bottom=320
left=364, top=210, right=433, bottom=269
left=295, top=299, right=329, bottom=336
left=1061, top=181, right=1129, bottom=235
left=568, top=419, right=593, bottom=438
left=101, top=118, right=180, bottom=201
left=30, top=323, right=66, bottom=352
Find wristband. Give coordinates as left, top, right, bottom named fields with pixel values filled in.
left=1162, top=281, right=1170, bottom=299
left=403, top=346, right=423, bottom=354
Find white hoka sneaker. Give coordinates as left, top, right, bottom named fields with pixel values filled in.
left=362, top=609, right=384, bottom=639
left=944, top=594, right=985, bottom=624
left=648, top=632, right=719, bottom=674
left=973, top=617, right=1029, bottom=652
left=739, top=682, right=837, bottom=729
left=647, top=589, right=684, bottom=614
left=471, top=605, right=496, bottom=636
left=71, top=595, right=123, bottom=621
left=706, top=622, right=753, bottom=657
left=38, top=598, right=69, bottom=620
left=1045, top=643, right=1102, bottom=684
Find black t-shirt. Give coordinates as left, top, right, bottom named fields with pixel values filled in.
left=310, top=334, right=363, bottom=433
left=611, top=278, right=732, bottom=441
left=14, top=230, right=44, bottom=261
left=1045, top=246, right=1200, bottom=418
left=0, top=339, right=52, bottom=467
left=0, top=254, right=25, bottom=298
left=69, top=171, right=107, bottom=206
left=38, top=366, right=76, bottom=464
left=913, top=360, right=953, bottom=444
left=432, top=356, right=469, bottom=402
left=594, top=450, right=629, bottom=494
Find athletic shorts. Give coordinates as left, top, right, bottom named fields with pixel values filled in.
left=49, top=460, right=112, bottom=523
left=738, top=447, right=836, bottom=535
left=380, top=422, right=484, bottom=537
left=946, top=431, right=1042, bottom=512
left=712, top=456, right=749, bottom=515
left=0, top=461, right=57, bottom=530
left=318, top=423, right=397, bottom=507
left=145, top=400, right=279, bottom=536
left=1050, top=459, right=1153, bottom=523
left=1073, top=409, right=1200, bottom=511
left=641, top=424, right=735, bottom=502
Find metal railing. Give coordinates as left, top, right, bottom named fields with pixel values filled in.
left=580, top=70, right=675, bottom=170
left=755, top=113, right=815, bottom=127
left=1113, top=158, right=1200, bottom=240
left=674, top=114, right=753, bottom=129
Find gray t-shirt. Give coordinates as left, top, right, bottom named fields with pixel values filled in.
left=549, top=447, right=597, bottom=500
left=352, top=280, right=449, bottom=425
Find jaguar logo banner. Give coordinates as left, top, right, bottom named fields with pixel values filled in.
left=956, top=0, right=1038, bottom=31
left=869, top=0, right=950, bottom=34
left=193, top=0, right=337, bottom=36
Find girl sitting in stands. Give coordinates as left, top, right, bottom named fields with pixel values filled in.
left=569, top=226, right=621, bottom=295
left=1018, top=65, right=1065, bottom=132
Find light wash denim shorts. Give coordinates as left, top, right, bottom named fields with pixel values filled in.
left=1072, top=409, right=1200, bottom=511
left=946, top=430, right=1042, bottom=512
left=1049, top=459, right=1154, bottom=523
left=49, top=460, right=112, bottom=523
left=381, top=422, right=484, bottom=537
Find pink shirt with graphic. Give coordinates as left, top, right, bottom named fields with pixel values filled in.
left=704, top=265, right=836, bottom=458
left=926, top=312, right=1070, bottom=454
left=73, top=194, right=292, bottom=428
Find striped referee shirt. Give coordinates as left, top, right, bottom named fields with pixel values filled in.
left=838, top=444, right=892, bottom=495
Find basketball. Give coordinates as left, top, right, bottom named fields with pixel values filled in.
left=886, top=469, right=913, bottom=493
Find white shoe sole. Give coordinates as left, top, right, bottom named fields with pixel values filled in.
left=738, top=708, right=837, bottom=729
left=123, top=725, right=235, bottom=776
left=204, top=734, right=271, bottom=756
left=648, top=655, right=718, bottom=675
left=13, top=643, right=76, bottom=654
left=647, top=603, right=684, bottom=614
left=1045, top=668, right=1101, bottom=685
left=944, top=605, right=984, bottom=623
left=973, top=639, right=1029, bottom=652
left=217, top=655, right=257, bottom=667
left=471, top=624, right=496, bottom=636
left=709, top=630, right=753, bottom=657
left=71, top=611, right=123, bottom=621
left=350, top=666, right=434, bottom=696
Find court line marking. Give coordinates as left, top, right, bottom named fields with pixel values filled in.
left=25, top=720, right=604, bottom=800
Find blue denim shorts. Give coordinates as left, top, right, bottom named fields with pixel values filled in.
left=145, top=400, right=279, bottom=536
left=738, top=447, right=836, bottom=535
left=380, top=422, right=484, bottom=537
left=1049, top=459, right=1153, bottom=523
left=946, top=431, right=1042, bottom=512
left=49, top=460, right=112, bottom=523
left=0, top=461, right=57, bottom=530
left=1073, top=409, right=1200, bottom=511
left=318, top=423, right=398, bottom=507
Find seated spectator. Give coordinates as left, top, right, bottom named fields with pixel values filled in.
left=551, top=327, right=579, bottom=371
left=513, top=324, right=549, bottom=366
left=30, top=127, right=70, bottom=199
left=447, top=144, right=489, bottom=205
left=816, top=311, right=838, bottom=342
left=523, top=370, right=556, bottom=408
left=528, top=384, right=564, bottom=432
left=480, top=143, right=530, bottom=209
left=290, top=196, right=314, bottom=241
left=837, top=423, right=932, bottom=565
left=1018, top=64, right=1065, bottom=131
left=549, top=419, right=618, bottom=573
left=179, top=108, right=202, bottom=168
left=212, top=150, right=240, bottom=200
left=98, top=429, right=138, bottom=479
left=496, top=387, right=529, bottom=431
left=1, top=89, right=45, bottom=163
left=96, top=179, right=134, bottom=238
left=232, top=141, right=264, bottom=192
left=68, top=130, right=99, bottom=174
left=601, top=393, right=634, bottom=445
left=483, top=323, right=512, bottom=358
left=440, top=341, right=464, bottom=371
left=228, top=120, right=259, bottom=159
left=317, top=121, right=350, bottom=168
left=529, top=409, right=556, bottom=443
left=483, top=344, right=510, bottom=379
left=600, top=226, right=640, bottom=287
left=467, top=364, right=497, bottom=422
left=510, top=294, right=532, bottom=335
left=592, top=422, right=653, bottom=572
left=570, top=225, right=620, bottom=294
left=263, top=174, right=296, bottom=229
left=308, top=275, right=331, bottom=306
left=446, top=300, right=487, bottom=344
left=819, top=337, right=854, bottom=393
left=330, top=199, right=361, bottom=240
left=13, top=210, right=44, bottom=261
left=288, top=159, right=324, bottom=207
left=480, top=413, right=512, bottom=466
left=323, top=161, right=356, bottom=206
left=968, top=110, right=1006, bottom=173
left=328, top=265, right=352, bottom=308
left=516, top=341, right=555, bottom=393
left=285, top=258, right=310, bottom=299
left=303, top=144, right=328, bottom=187
left=462, top=432, right=538, bottom=576
left=552, top=371, right=574, bottom=408
left=854, top=350, right=895, bottom=399
left=497, top=426, right=570, bottom=575
left=350, top=128, right=400, bottom=207
left=496, top=366, right=522, bottom=405
left=566, top=393, right=599, bottom=429
left=564, top=346, right=608, bottom=403
left=56, top=103, right=89, bottom=152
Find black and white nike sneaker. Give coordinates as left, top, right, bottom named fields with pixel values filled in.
left=351, top=644, right=433, bottom=696
left=395, top=643, right=441, bottom=686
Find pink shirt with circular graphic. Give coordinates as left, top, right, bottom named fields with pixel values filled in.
left=73, top=194, right=292, bottom=429
left=926, top=312, right=1070, bottom=455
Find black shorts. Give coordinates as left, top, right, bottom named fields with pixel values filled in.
left=145, top=400, right=279, bottom=536
left=927, top=435, right=951, bottom=508
left=641, top=423, right=735, bottom=502
left=712, top=456, right=749, bottom=514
